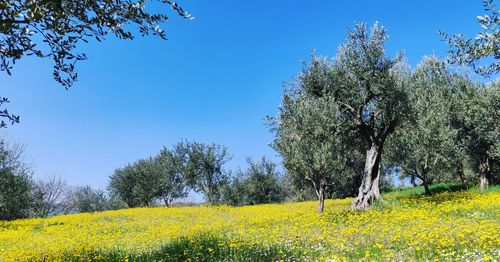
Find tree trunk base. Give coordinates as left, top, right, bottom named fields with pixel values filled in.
left=479, top=173, right=489, bottom=191
left=479, top=158, right=491, bottom=192
left=423, top=181, right=431, bottom=195
left=317, top=179, right=326, bottom=213
left=318, top=197, right=325, bottom=213
left=351, top=189, right=383, bottom=210
left=352, top=144, right=383, bottom=210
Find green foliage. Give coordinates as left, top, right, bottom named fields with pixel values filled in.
left=180, top=141, right=231, bottom=205
left=386, top=57, right=460, bottom=194
left=0, top=0, right=192, bottom=87
left=242, top=158, right=284, bottom=205
left=466, top=81, right=500, bottom=163
left=72, top=186, right=112, bottom=213
left=0, top=168, right=31, bottom=220
left=330, top=23, right=410, bottom=147
left=109, top=158, right=160, bottom=207
left=0, top=0, right=192, bottom=127
left=0, top=139, right=32, bottom=220
left=109, top=145, right=190, bottom=207
left=109, top=141, right=231, bottom=207
left=154, top=146, right=189, bottom=206
left=383, top=183, right=469, bottom=198
left=440, top=0, right=499, bottom=76
left=222, top=157, right=285, bottom=206
left=221, top=176, right=248, bottom=206
left=270, top=81, right=358, bottom=211
left=271, top=22, right=409, bottom=210
left=451, top=78, right=500, bottom=187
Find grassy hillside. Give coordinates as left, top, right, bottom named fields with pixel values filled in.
left=1, top=186, right=499, bottom=261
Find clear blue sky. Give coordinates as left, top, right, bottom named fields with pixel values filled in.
left=1, top=0, right=486, bottom=191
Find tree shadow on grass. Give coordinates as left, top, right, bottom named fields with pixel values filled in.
left=428, top=183, right=468, bottom=194
left=384, top=183, right=468, bottom=197
left=63, top=234, right=302, bottom=262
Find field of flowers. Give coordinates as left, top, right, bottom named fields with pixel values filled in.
left=0, top=188, right=499, bottom=261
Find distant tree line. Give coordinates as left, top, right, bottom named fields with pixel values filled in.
left=0, top=139, right=128, bottom=220
left=108, top=142, right=287, bottom=208
left=0, top=139, right=290, bottom=220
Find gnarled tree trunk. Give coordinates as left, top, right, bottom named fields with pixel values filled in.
left=456, top=163, right=468, bottom=188
left=317, top=178, right=326, bottom=213
left=352, top=144, right=382, bottom=210
left=418, top=169, right=431, bottom=195
left=479, top=157, right=491, bottom=191
left=422, top=177, right=431, bottom=195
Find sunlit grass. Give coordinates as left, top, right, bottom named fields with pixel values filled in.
left=0, top=187, right=498, bottom=261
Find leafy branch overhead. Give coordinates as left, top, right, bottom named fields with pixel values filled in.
left=439, top=0, right=499, bottom=76
left=0, top=97, right=19, bottom=128
left=0, top=0, right=194, bottom=88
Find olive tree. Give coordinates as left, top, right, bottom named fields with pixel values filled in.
left=241, top=157, right=285, bottom=205
left=109, top=145, right=191, bottom=207
left=459, top=81, right=500, bottom=189
left=335, top=24, right=410, bottom=210
left=71, top=186, right=110, bottom=213
left=154, top=146, right=189, bottom=207
left=272, top=23, right=409, bottom=210
left=181, top=141, right=231, bottom=205
left=222, top=157, right=284, bottom=206
left=271, top=82, right=358, bottom=212
left=109, top=158, right=160, bottom=207
left=387, top=57, right=458, bottom=195
left=279, top=23, right=409, bottom=210
left=220, top=175, right=247, bottom=206
left=0, top=139, right=32, bottom=220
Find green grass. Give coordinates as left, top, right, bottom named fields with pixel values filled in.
left=382, top=182, right=500, bottom=198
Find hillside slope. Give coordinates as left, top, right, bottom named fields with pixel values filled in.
left=0, top=188, right=499, bottom=261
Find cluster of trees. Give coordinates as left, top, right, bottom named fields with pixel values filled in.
left=109, top=142, right=287, bottom=207
left=3, top=134, right=357, bottom=221
left=109, top=141, right=230, bottom=207
left=221, top=157, right=285, bottom=206
left=0, top=138, right=127, bottom=220
left=270, top=22, right=499, bottom=212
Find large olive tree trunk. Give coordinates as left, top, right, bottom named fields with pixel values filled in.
left=416, top=169, right=432, bottom=195
left=479, top=157, right=491, bottom=191
left=352, top=144, right=383, bottom=210
left=456, top=163, right=468, bottom=188
left=422, top=176, right=431, bottom=195
left=317, top=178, right=327, bottom=213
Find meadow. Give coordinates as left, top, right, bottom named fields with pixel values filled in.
left=0, top=185, right=498, bottom=261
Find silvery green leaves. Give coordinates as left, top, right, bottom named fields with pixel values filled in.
left=0, top=0, right=192, bottom=88
left=440, top=0, right=499, bottom=77
left=386, top=57, right=460, bottom=194
left=0, top=0, right=192, bottom=127
left=271, top=23, right=409, bottom=210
